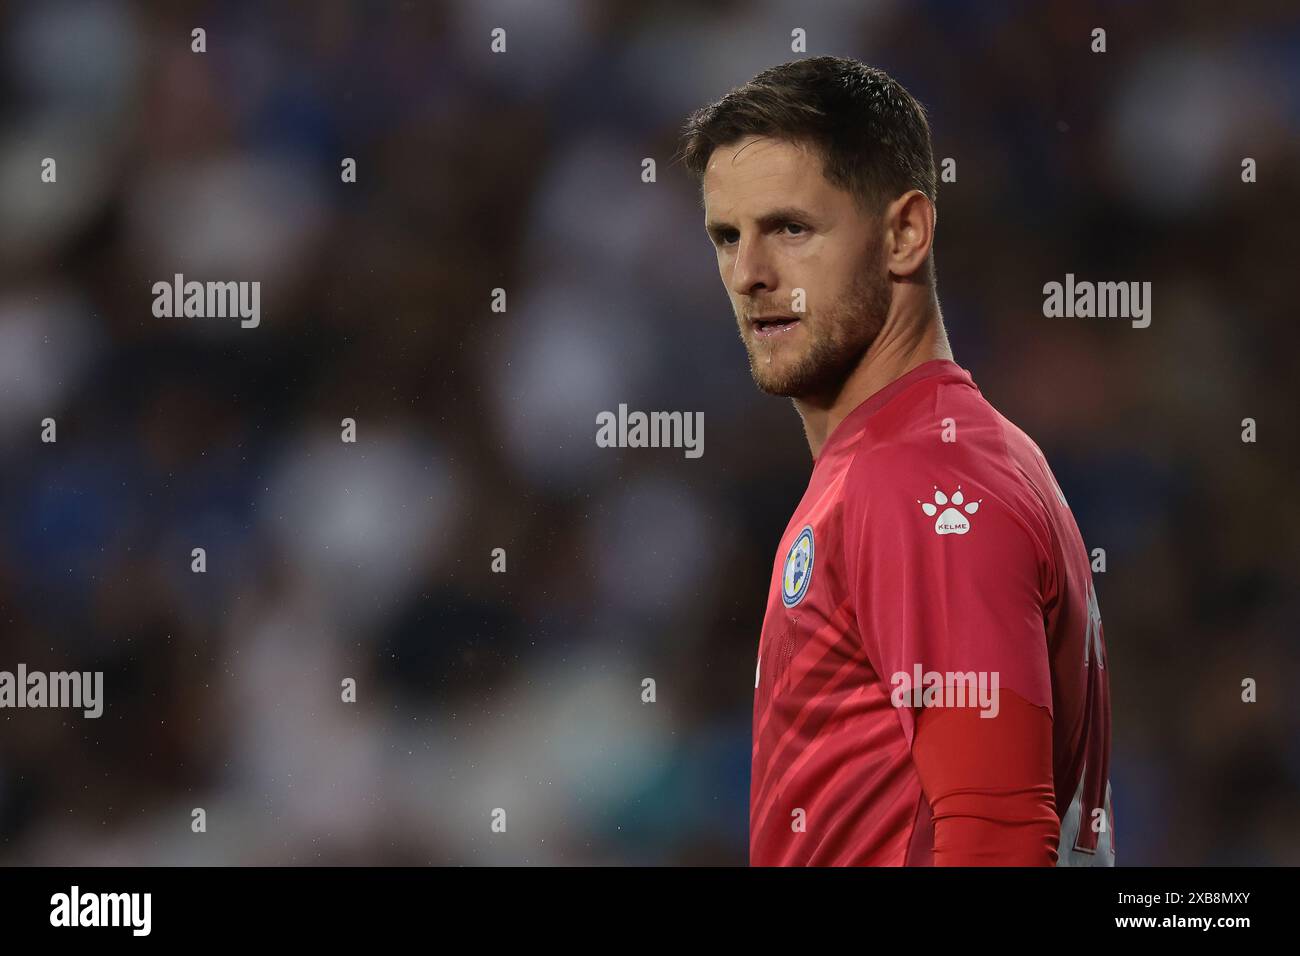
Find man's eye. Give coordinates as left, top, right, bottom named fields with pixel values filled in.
left=783, top=223, right=806, bottom=236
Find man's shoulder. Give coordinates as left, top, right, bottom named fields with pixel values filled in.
left=843, top=374, right=1017, bottom=483
left=839, top=379, right=1055, bottom=538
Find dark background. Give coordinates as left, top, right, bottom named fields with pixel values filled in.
left=0, top=0, right=1297, bottom=864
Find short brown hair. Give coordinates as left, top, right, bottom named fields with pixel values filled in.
left=677, top=56, right=937, bottom=216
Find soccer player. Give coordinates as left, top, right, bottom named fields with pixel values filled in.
left=678, top=56, right=1114, bottom=866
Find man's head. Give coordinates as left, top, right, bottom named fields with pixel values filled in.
left=678, top=56, right=938, bottom=401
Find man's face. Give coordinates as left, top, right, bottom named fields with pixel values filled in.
left=703, top=136, right=891, bottom=400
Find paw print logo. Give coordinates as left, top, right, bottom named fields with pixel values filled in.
left=918, top=486, right=981, bottom=536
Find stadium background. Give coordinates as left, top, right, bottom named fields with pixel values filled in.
left=0, top=0, right=1297, bottom=864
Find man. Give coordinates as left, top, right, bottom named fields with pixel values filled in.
left=678, top=56, right=1114, bottom=866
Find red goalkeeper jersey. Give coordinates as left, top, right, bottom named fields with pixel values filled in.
left=750, top=359, right=1114, bottom=866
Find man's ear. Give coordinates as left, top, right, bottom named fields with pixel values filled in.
left=883, top=189, right=935, bottom=280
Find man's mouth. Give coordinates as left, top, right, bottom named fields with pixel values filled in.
left=750, top=315, right=801, bottom=338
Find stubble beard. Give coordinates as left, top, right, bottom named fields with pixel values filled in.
left=739, top=265, right=893, bottom=402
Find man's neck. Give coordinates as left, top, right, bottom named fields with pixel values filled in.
left=794, top=298, right=952, bottom=460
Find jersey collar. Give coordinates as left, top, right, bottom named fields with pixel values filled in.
left=814, top=359, right=973, bottom=464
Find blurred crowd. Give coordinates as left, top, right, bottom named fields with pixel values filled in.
left=0, top=0, right=1297, bottom=864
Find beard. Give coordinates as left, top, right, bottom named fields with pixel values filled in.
left=738, top=264, right=892, bottom=401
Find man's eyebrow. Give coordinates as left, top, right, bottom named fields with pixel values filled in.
left=705, top=207, right=819, bottom=235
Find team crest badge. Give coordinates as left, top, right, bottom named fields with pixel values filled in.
left=781, top=526, right=815, bottom=608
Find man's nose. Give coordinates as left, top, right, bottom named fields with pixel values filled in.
left=728, top=235, right=777, bottom=297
